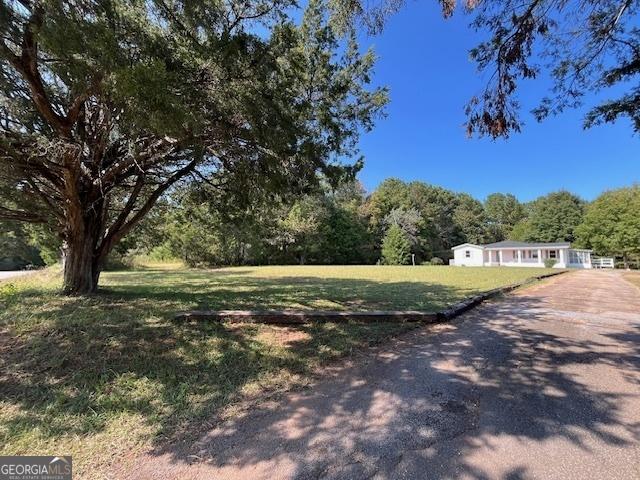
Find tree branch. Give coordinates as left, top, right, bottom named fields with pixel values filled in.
left=0, top=205, right=48, bottom=223
left=6, top=7, right=72, bottom=137
left=96, top=158, right=199, bottom=263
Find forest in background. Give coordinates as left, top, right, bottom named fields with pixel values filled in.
left=2, top=180, right=639, bottom=270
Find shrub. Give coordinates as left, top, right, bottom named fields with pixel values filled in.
left=148, top=244, right=177, bottom=262
left=429, top=257, right=444, bottom=265
left=0, top=282, right=18, bottom=309
left=544, top=258, right=557, bottom=268
left=381, top=224, right=411, bottom=265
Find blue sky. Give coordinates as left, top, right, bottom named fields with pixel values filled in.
left=352, top=2, right=639, bottom=202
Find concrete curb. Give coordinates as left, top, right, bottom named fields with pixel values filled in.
left=175, top=310, right=439, bottom=324
left=174, top=270, right=567, bottom=324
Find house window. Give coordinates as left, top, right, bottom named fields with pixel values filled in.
left=465, top=250, right=471, bottom=258
left=549, top=250, right=557, bottom=259
left=531, top=251, right=538, bottom=259
left=569, top=250, right=586, bottom=264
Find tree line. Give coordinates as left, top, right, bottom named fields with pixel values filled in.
left=4, top=180, right=638, bottom=269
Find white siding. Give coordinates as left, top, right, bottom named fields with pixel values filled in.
left=453, top=246, right=484, bottom=266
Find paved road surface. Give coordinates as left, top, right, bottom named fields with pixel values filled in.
left=126, top=271, right=640, bottom=480
left=0, top=271, right=34, bottom=281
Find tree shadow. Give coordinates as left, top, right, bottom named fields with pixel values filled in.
left=101, top=274, right=478, bottom=312
left=0, top=276, right=461, bottom=459
left=128, top=292, right=640, bottom=479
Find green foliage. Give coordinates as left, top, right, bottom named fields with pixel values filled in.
left=0, top=282, right=18, bottom=308
left=147, top=244, right=177, bottom=262
left=366, top=178, right=413, bottom=227
left=103, top=251, right=136, bottom=271
left=384, top=207, right=423, bottom=246
left=544, top=258, right=557, bottom=269
left=524, top=191, right=585, bottom=242
left=137, top=179, right=376, bottom=267
left=366, top=179, right=472, bottom=261
left=381, top=224, right=411, bottom=265
left=99, top=173, right=632, bottom=269
left=454, top=193, right=489, bottom=245
left=319, top=202, right=374, bottom=264
left=575, top=186, right=640, bottom=262
left=0, top=0, right=387, bottom=293
left=484, top=193, right=526, bottom=242
left=163, top=187, right=275, bottom=267
left=509, top=220, right=533, bottom=242
left=0, top=220, right=45, bottom=270
left=281, top=196, right=329, bottom=265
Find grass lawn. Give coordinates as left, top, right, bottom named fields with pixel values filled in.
left=0, top=264, right=551, bottom=478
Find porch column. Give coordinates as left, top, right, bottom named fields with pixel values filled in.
left=559, top=249, right=565, bottom=265
left=517, top=250, right=522, bottom=263
left=538, top=248, right=543, bottom=265
left=487, top=250, right=492, bottom=266
left=498, top=250, right=503, bottom=265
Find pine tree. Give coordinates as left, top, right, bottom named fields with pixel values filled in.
left=381, top=224, right=411, bottom=265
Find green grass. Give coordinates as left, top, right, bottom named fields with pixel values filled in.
left=0, top=264, right=551, bottom=478
left=102, top=264, right=554, bottom=311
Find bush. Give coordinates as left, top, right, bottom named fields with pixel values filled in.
left=429, top=257, right=444, bottom=265
left=381, top=225, right=411, bottom=265
left=0, top=282, right=18, bottom=308
left=147, top=244, right=177, bottom=262
left=544, top=258, right=557, bottom=268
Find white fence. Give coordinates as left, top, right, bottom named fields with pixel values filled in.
left=592, top=257, right=615, bottom=269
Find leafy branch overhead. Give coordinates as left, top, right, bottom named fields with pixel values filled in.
left=331, top=0, right=640, bottom=137
left=0, top=0, right=387, bottom=293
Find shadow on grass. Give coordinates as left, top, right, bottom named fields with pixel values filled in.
left=7, top=271, right=634, bottom=480
left=0, top=276, right=453, bottom=456
left=101, top=274, right=476, bottom=312
left=131, top=293, right=640, bottom=479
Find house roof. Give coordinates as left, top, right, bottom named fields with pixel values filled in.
left=450, top=243, right=484, bottom=250
left=482, top=240, right=571, bottom=249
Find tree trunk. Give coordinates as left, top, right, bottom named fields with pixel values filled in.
left=62, top=236, right=101, bottom=295
left=61, top=193, right=107, bottom=295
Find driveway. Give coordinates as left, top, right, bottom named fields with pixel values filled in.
left=125, top=270, right=640, bottom=480
left=0, top=271, right=34, bottom=281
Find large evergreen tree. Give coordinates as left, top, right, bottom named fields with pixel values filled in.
left=381, top=224, right=411, bottom=265
left=0, top=0, right=386, bottom=293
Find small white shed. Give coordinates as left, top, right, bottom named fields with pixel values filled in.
left=451, top=243, right=485, bottom=267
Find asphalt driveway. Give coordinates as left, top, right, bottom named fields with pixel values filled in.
left=126, top=270, right=640, bottom=480
left=0, top=271, right=34, bottom=281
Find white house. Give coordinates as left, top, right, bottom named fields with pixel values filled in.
left=451, top=240, right=593, bottom=269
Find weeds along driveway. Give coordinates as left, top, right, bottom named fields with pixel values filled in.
left=122, top=270, right=640, bottom=480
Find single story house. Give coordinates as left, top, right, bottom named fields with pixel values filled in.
left=451, top=240, right=593, bottom=268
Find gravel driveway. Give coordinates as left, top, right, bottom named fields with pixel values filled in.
left=123, top=270, right=640, bottom=480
